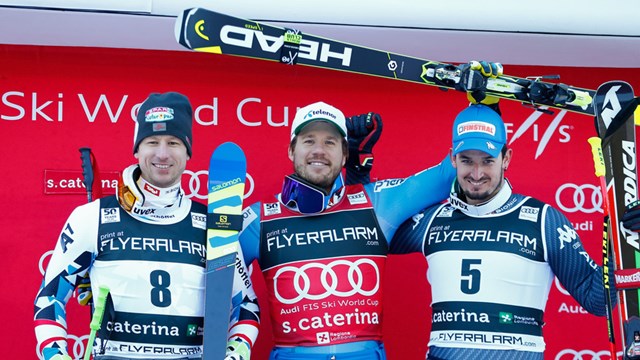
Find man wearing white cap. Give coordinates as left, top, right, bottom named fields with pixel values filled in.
left=391, top=104, right=615, bottom=359
left=236, top=100, right=457, bottom=359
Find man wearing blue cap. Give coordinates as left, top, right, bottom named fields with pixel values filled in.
left=391, top=104, right=616, bottom=359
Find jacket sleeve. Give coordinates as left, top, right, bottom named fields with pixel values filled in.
left=34, top=201, right=99, bottom=360
left=543, top=205, right=616, bottom=316
left=366, top=155, right=455, bottom=240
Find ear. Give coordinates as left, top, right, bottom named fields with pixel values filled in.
left=288, top=145, right=294, bottom=162
left=449, top=148, right=457, bottom=168
left=502, top=148, right=513, bottom=170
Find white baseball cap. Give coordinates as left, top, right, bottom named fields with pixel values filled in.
left=290, top=101, right=347, bottom=141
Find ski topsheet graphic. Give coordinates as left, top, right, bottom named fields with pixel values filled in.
left=594, top=80, right=639, bottom=356
left=204, top=142, right=247, bottom=359
left=175, top=7, right=596, bottom=116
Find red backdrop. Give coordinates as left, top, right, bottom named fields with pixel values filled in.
left=3, top=44, right=639, bottom=360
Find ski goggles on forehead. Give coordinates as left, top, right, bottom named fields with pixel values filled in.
left=281, top=175, right=327, bottom=214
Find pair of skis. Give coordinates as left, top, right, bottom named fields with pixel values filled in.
left=593, top=81, right=640, bottom=359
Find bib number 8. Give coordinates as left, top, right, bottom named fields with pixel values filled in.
left=150, top=269, right=172, bottom=307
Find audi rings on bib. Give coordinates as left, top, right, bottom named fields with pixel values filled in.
left=274, top=259, right=380, bottom=305
left=555, top=183, right=603, bottom=214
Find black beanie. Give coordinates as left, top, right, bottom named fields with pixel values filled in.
left=133, top=92, right=193, bottom=157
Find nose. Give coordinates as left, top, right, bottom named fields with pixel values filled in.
left=470, top=163, right=483, bottom=179
left=310, top=142, right=327, bottom=156
left=156, top=142, right=170, bottom=158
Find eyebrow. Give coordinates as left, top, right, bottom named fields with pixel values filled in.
left=459, top=154, right=495, bottom=161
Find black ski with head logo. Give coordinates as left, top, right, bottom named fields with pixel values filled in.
left=175, top=7, right=597, bottom=116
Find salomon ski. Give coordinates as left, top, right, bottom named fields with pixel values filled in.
left=204, top=142, right=247, bottom=359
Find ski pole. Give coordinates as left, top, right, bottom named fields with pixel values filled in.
left=83, top=286, right=110, bottom=360
left=79, top=148, right=95, bottom=203
left=78, top=148, right=99, bottom=308
left=588, top=136, right=618, bottom=360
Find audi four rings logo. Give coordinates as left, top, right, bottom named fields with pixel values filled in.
left=182, top=169, right=254, bottom=200
left=555, top=348, right=621, bottom=360
left=273, top=259, right=380, bottom=305
left=555, top=183, right=603, bottom=214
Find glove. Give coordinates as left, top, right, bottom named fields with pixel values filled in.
left=458, top=60, right=503, bottom=105
left=224, top=338, right=250, bottom=360
left=623, top=200, right=640, bottom=232
left=76, top=273, right=93, bottom=306
left=345, top=112, right=383, bottom=174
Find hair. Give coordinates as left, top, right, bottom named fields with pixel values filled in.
left=501, top=144, right=508, bottom=157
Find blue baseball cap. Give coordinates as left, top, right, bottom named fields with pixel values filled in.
left=452, top=104, right=507, bottom=158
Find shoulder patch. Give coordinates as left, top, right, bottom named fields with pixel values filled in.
left=437, top=206, right=454, bottom=218
left=101, top=207, right=120, bottom=224
left=191, top=212, right=207, bottom=230
left=518, top=206, right=540, bottom=222
left=347, top=191, right=367, bottom=205
left=263, top=202, right=281, bottom=216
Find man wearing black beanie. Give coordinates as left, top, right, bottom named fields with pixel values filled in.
left=35, top=92, right=260, bottom=360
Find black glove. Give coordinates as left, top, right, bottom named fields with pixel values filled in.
left=458, top=60, right=503, bottom=105
left=623, top=200, right=640, bottom=232
left=345, top=112, right=383, bottom=175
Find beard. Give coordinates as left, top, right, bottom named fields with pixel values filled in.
left=459, top=168, right=505, bottom=204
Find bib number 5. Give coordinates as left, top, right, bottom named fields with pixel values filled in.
left=460, top=259, right=482, bottom=294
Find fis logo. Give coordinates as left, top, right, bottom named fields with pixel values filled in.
left=219, top=25, right=353, bottom=67
left=509, top=110, right=573, bottom=159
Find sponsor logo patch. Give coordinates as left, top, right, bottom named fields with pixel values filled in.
left=101, top=207, right=120, bottom=224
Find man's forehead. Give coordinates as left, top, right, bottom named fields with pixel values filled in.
left=142, top=134, right=183, bottom=142
left=298, top=121, right=341, bottom=137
